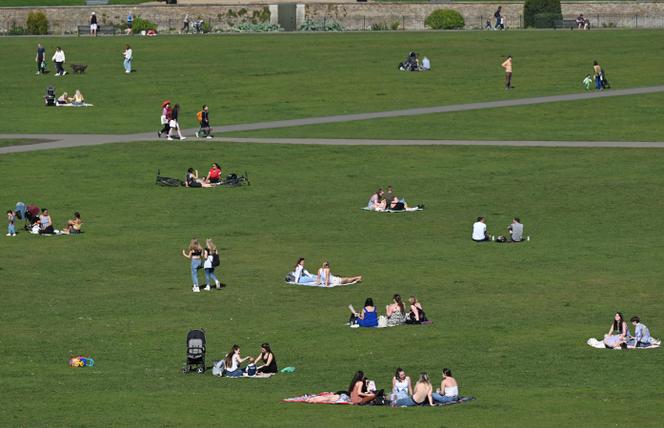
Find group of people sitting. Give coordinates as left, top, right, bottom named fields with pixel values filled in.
left=576, top=14, right=591, bottom=30
left=348, top=294, right=428, bottom=328
left=184, top=163, right=223, bottom=188
left=299, top=368, right=460, bottom=406
left=287, top=257, right=363, bottom=287
left=8, top=203, right=82, bottom=236
left=367, top=186, right=423, bottom=212
left=44, top=86, right=87, bottom=107
left=398, top=51, right=430, bottom=72
left=215, top=343, right=278, bottom=377
left=602, top=312, right=660, bottom=349
left=472, top=216, right=527, bottom=243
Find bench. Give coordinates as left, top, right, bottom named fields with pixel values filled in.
left=77, top=25, right=116, bottom=36
left=553, top=19, right=577, bottom=30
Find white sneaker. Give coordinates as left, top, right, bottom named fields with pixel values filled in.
left=192, top=286, right=200, bottom=293
left=62, top=71, right=67, bottom=75
left=55, top=73, right=60, bottom=77
left=206, top=136, right=212, bottom=139
left=180, top=136, right=186, bottom=140
left=5, top=233, right=10, bottom=236
left=11, top=233, right=16, bottom=237
left=195, top=131, right=199, bottom=138
left=167, top=137, right=173, bottom=141
left=215, top=280, right=221, bottom=289
left=125, top=70, right=130, bottom=74
left=36, top=72, right=41, bottom=75
left=204, top=285, right=211, bottom=291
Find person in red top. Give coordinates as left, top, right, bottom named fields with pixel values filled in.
left=158, top=101, right=172, bottom=138
left=206, top=162, right=222, bottom=184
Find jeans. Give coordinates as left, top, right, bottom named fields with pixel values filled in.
left=224, top=368, right=243, bottom=377
left=432, top=393, right=458, bottom=404
left=190, top=259, right=202, bottom=286
left=595, top=75, right=602, bottom=89
left=204, top=268, right=218, bottom=285
left=395, top=396, right=417, bottom=407
left=124, top=58, right=132, bottom=73
left=8, top=224, right=16, bottom=235
left=55, top=62, right=64, bottom=75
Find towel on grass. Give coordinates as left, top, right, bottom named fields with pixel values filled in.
left=362, top=207, right=423, bottom=213
left=586, top=337, right=660, bottom=349
left=283, top=393, right=351, bottom=405
left=56, top=103, right=94, bottom=107
left=285, top=280, right=361, bottom=288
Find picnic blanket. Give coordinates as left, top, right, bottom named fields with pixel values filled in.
left=222, top=373, right=274, bottom=379
left=283, top=393, right=351, bottom=405
left=56, top=103, right=94, bottom=107
left=362, top=207, right=423, bottom=213
left=286, top=279, right=361, bottom=288
left=587, top=337, right=660, bottom=349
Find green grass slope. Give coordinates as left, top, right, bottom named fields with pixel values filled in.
left=1, top=141, right=663, bottom=426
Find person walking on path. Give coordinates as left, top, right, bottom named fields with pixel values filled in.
left=182, top=14, right=190, bottom=33
left=168, top=104, right=186, bottom=140
left=127, top=12, right=133, bottom=35
left=494, top=6, right=504, bottom=30
left=158, top=101, right=171, bottom=138
left=90, top=12, right=98, bottom=36
left=52, top=47, right=66, bottom=76
left=196, top=104, right=213, bottom=138
left=123, top=44, right=133, bottom=74
left=501, top=55, right=513, bottom=90
left=35, top=43, right=46, bottom=75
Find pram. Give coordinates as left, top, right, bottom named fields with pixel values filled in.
left=182, top=329, right=206, bottom=374
left=398, top=51, right=420, bottom=72
left=44, top=86, right=56, bottom=106
left=192, top=19, right=205, bottom=33
left=601, top=70, right=611, bottom=89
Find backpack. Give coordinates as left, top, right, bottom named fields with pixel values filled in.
left=196, top=111, right=203, bottom=123
left=212, top=360, right=225, bottom=377
left=285, top=272, right=296, bottom=283
left=212, top=253, right=220, bottom=267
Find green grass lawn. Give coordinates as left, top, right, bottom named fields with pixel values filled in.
left=1, top=30, right=663, bottom=137
left=1, top=141, right=664, bottom=426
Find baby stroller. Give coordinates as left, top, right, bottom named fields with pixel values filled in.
left=44, top=86, right=56, bottom=107
left=182, top=329, right=206, bottom=374
left=192, top=19, right=205, bottom=33
left=601, top=70, right=611, bottom=89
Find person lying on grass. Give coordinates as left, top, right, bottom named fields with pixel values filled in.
left=387, top=196, right=423, bottom=211
left=301, top=392, right=351, bottom=404
left=316, top=261, right=362, bottom=287
left=253, top=343, right=278, bottom=374
left=349, top=371, right=377, bottom=405
left=185, top=168, right=212, bottom=188
left=348, top=298, right=379, bottom=328
left=61, top=211, right=82, bottom=235
left=392, top=372, right=433, bottom=407
left=386, top=294, right=408, bottom=326
left=432, top=368, right=459, bottom=404
left=223, top=344, right=253, bottom=377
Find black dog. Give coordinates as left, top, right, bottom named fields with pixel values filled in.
left=71, top=64, right=88, bottom=74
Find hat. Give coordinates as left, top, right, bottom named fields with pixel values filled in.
left=161, top=100, right=171, bottom=108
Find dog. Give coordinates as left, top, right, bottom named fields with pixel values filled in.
left=71, top=64, right=88, bottom=74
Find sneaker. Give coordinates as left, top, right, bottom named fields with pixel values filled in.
left=180, top=136, right=186, bottom=140
left=36, top=71, right=41, bottom=75
left=204, top=285, right=211, bottom=291
left=62, top=71, right=67, bottom=76
left=195, top=131, right=199, bottom=138
left=11, top=233, right=16, bottom=237
left=206, top=135, right=212, bottom=139
left=55, top=73, right=60, bottom=77
left=167, top=137, right=173, bottom=141
left=215, top=280, right=221, bottom=289
left=527, top=236, right=531, bottom=242
left=158, top=131, right=161, bottom=138
left=192, top=286, right=200, bottom=293
left=5, top=233, right=10, bottom=236
left=125, top=70, right=130, bottom=74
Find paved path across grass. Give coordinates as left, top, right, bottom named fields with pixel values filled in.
left=2, top=85, right=664, bottom=154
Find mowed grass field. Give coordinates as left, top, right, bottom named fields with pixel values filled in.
left=1, top=141, right=664, bottom=426
left=1, top=30, right=663, bottom=137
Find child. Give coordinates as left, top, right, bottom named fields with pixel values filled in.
left=630, top=316, right=661, bottom=348
left=7, top=210, right=16, bottom=237
left=583, top=74, right=593, bottom=90
left=195, top=104, right=213, bottom=139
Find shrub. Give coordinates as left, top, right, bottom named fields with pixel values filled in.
left=232, top=22, right=282, bottom=32
left=425, top=9, right=464, bottom=30
left=391, top=21, right=400, bottom=31
left=8, top=20, right=27, bottom=35
left=524, top=0, right=562, bottom=28
left=298, top=19, right=343, bottom=32
left=131, top=16, right=157, bottom=33
left=370, top=22, right=389, bottom=31
left=26, top=11, right=48, bottom=35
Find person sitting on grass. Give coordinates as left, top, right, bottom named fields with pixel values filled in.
left=61, top=211, right=82, bottom=235
left=432, top=368, right=459, bottom=404
left=368, top=188, right=386, bottom=211
left=196, top=104, right=213, bottom=139
left=630, top=316, right=661, bottom=348
left=507, top=217, right=525, bottom=242
left=316, top=261, right=362, bottom=287
left=388, top=196, right=423, bottom=211
left=390, top=368, right=413, bottom=403
left=71, top=89, right=84, bottom=106
left=607, top=312, right=631, bottom=343
left=205, top=162, right=222, bottom=184
left=292, top=257, right=317, bottom=284
left=349, top=371, right=376, bottom=405
left=253, top=343, right=278, bottom=374
left=223, top=344, right=252, bottom=377
left=472, top=216, right=492, bottom=242
left=39, top=208, right=54, bottom=235
left=406, top=296, right=428, bottom=324
left=386, top=294, right=407, bottom=326
left=393, top=372, right=433, bottom=407
left=185, top=168, right=212, bottom=188
left=349, top=298, right=379, bottom=328
left=57, top=91, right=69, bottom=105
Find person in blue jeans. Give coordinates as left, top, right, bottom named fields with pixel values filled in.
left=630, top=316, right=661, bottom=348
left=203, top=238, right=222, bottom=290
left=432, top=368, right=459, bottom=404
left=223, top=344, right=252, bottom=377
left=182, top=238, right=204, bottom=292
left=7, top=210, right=16, bottom=237
left=393, top=373, right=434, bottom=407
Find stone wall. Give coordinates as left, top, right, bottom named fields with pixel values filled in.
left=2, top=2, right=664, bottom=34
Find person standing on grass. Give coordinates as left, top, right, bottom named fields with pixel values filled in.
left=35, top=43, right=46, bottom=75
left=203, top=238, right=222, bottom=290
left=90, top=12, right=98, bottom=36
left=182, top=238, right=204, bottom=292
left=52, top=47, right=66, bottom=76
left=7, top=210, right=17, bottom=237
left=494, top=6, right=504, bottom=30
left=593, top=60, right=603, bottom=90
left=501, top=55, right=512, bottom=89
left=123, top=44, right=132, bottom=74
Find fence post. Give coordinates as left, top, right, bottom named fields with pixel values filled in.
left=635, top=15, right=638, bottom=29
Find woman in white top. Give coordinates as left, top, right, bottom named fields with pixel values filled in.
left=223, top=344, right=251, bottom=377
left=123, top=44, right=133, bottom=74
left=432, top=368, right=459, bottom=404
left=390, top=368, right=413, bottom=402
left=292, top=257, right=316, bottom=284
left=368, top=188, right=386, bottom=211
left=316, top=261, right=362, bottom=287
